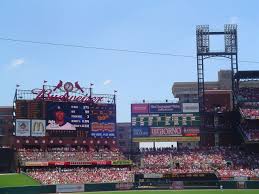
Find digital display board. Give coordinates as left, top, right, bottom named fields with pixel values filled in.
left=131, top=103, right=200, bottom=142
left=16, top=100, right=29, bottom=119
left=29, top=101, right=45, bottom=119
left=149, top=103, right=182, bottom=113
left=90, top=104, right=116, bottom=138
left=16, top=101, right=45, bottom=119
left=15, top=100, right=116, bottom=138
left=46, top=102, right=90, bottom=130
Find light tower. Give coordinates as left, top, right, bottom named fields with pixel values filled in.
left=196, top=24, right=238, bottom=112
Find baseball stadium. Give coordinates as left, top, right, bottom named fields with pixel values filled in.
left=0, top=12, right=259, bottom=194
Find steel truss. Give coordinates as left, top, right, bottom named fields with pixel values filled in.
left=196, top=24, right=238, bottom=112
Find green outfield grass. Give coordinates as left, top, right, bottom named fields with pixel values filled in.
left=0, top=173, right=39, bottom=187
left=77, top=191, right=259, bottom=194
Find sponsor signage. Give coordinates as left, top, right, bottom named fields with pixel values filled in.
left=131, top=104, right=149, bottom=114
left=149, top=103, right=182, bottom=113
left=32, top=81, right=103, bottom=103
left=132, top=127, right=149, bottom=137
left=112, top=160, right=132, bottom=165
left=183, top=127, right=200, bottom=134
left=31, top=120, right=46, bottom=136
left=90, top=104, right=116, bottom=137
left=150, top=127, right=182, bottom=137
left=170, top=181, right=184, bottom=190
left=25, top=162, right=48, bottom=166
left=56, top=184, right=84, bottom=193
left=116, top=183, right=134, bottom=190
left=182, top=103, right=199, bottom=113
left=234, top=177, right=248, bottom=181
left=144, top=173, right=163, bottom=178
left=16, top=119, right=31, bottom=136
left=23, top=160, right=132, bottom=167
left=132, top=136, right=200, bottom=142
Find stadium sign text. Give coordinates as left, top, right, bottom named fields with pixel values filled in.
left=32, top=88, right=103, bottom=103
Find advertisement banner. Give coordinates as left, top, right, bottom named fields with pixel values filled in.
left=31, top=120, right=46, bottom=136
left=46, top=102, right=90, bottom=130
left=131, top=104, right=149, bottom=114
left=144, top=173, right=163, bottom=178
left=112, top=160, right=133, bottom=165
left=132, top=136, right=200, bottom=142
left=149, top=103, right=182, bottom=113
left=25, top=162, right=48, bottom=167
left=16, top=119, right=31, bottom=136
left=56, top=184, right=84, bottom=193
left=150, top=127, right=182, bottom=137
left=48, top=161, right=70, bottom=166
left=90, top=104, right=116, bottom=137
left=182, top=103, right=199, bottom=113
left=170, top=181, right=184, bottom=190
left=132, top=127, right=149, bottom=137
left=116, top=183, right=134, bottom=190
left=182, top=127, right=200, bottom=135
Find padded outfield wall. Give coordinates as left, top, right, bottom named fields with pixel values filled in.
left=1, top=181, right=259, bottom=194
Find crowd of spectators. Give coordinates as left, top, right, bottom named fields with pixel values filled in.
left=243, top=129, right=259, bottom=141
left=27, top=167, right=133, bottom=184
left=140, top=147, right=259, bottom=178
left=18, top=147, right=126, bottom=163
left=239, top=115, right=259, bottom=142
left=241, top=108, right=259, bottom=119
left=204, top=106, right=229, bottom=113
left=238, top=87, right=259, bottom=102
left=20, top=146, right=259, bottom=184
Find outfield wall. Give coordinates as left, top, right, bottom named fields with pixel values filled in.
left=0, top=181, right=259, bottom=193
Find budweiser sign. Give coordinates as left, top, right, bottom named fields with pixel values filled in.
left=31, top=81, right=104, bottom=103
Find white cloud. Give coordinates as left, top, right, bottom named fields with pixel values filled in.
left=229, top=16, right=239, bottom=24
left=8, top=58, right=25, bottom=69
left=103, top=80, right=112, bottom=86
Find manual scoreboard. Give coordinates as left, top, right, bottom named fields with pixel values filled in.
left=131, top=113, right=200, bottom=127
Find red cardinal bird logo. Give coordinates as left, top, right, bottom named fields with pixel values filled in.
left=53, top=80, right=63, bottom=91
left=75, top=81, right=84, bottom=93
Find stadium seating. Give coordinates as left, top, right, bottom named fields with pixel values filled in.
left=27, top=167, right=134, bottom=184
left=18, top=148, right=126, bottom=163
left=240, top=108, right=259, bottom=119
left=139, top=147, right=259, bottom=178
left=21, top=146, right=259, bottom=184
left=238, top=87, right=259, bottom=102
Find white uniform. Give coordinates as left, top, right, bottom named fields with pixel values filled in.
left=46, top=120, right=76, bottom=130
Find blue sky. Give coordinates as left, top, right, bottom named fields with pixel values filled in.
left=0, top=0, right=259, bottom=122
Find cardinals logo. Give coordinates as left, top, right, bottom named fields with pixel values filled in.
left=53, top=81, right=84, bottom=93
left=53, top=80, right=63, bottom=91
left=74, top=81, right=84, bottom=93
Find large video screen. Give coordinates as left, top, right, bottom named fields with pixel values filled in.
left=131, top=103, right=200, bottom=142
left=15, top=100, right=116, bottom=138
left=90, top=104, right=116, bottom=138
left=46, top=102, right=90, bottom=130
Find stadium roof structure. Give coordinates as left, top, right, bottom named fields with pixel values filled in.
left=234, top=71, right=259, bottom=80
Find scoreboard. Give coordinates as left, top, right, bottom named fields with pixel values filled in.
left=131, top=103, right=200, bottom=142
left=15, top=100, right=29, bottom=119
left=29, top=101, right=45, bottom=119
left=131, top=113, right=200, bottom=127
left=15, top=100, right=116, bottom=138
left=16, top=101, right=44, bottom=119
